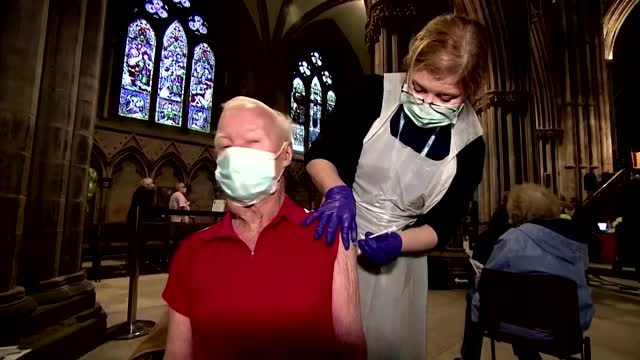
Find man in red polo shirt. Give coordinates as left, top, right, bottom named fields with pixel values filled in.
left=163, top=96, right=366, bottom=359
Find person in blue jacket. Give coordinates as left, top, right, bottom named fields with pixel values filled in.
left=469, top=183, right=594, bottom=360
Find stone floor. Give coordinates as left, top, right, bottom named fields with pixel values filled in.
left=81, top=271, right=640, bottom=360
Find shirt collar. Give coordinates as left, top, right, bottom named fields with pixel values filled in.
left=215, top=196, right=307, bottom=240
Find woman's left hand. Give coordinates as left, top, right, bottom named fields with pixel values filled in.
left=357, top=231, right=403, bottom=266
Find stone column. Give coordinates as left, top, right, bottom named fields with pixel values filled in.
left=455, top=0, right=534, bottom=224
left=20, top=0, right=87, bottom=287
left=0, top=0, right=49, bottom=346
left=13, top=1, right=108, bottom=356
left=556, top=0, right=614, bottom=201
left=365, top=0, right=451, bottom=74
left=60, top=0, right=108, bottom=276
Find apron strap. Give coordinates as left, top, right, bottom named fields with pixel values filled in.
left=364, top=73, right=407, bottom=144
left=398, top=111, right=441, bottom=157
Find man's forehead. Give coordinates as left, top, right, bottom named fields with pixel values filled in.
left=218, top=105, right=275, bottom=131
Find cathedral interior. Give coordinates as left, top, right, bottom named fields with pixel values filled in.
left=1, top=0, right=640, bottom=359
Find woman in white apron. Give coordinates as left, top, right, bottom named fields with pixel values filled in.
left=303, top=14, right=489, bottom=359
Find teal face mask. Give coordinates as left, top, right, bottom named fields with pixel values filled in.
left=400, top=84, right=464, bottom=128
left=215, top=143, right=286, bottom=206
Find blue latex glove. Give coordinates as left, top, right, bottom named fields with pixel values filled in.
left=302, top=185, right=357, bottom=250
left=357, top=231, right=403, bottom=266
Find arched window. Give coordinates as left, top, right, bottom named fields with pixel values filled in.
left=118, top=19, right=155, bottom=120
left=188, top=43, right=215, bottom=132
left=117, top=0, right=215, bottom=132
left=156, top=21, right=187, bottom=127
left=289, top=51, right=336, bottom=154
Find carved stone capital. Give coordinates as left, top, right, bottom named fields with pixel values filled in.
left=536, top=128, right=565, bottom=140
left=365, top=0, right=450, bottom=46
left=473, top=90, right=530, bottom=115
left=366, top=1, right=417, bottom=46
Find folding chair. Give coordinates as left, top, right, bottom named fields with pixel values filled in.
left=478, top=268, right=591, bottom=360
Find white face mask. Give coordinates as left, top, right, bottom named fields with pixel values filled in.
left=214, top=143, right=286, bottom=206
left=400, top=84, right=464, bottom=128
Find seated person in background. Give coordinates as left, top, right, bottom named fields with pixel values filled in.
left=163, top=96, right=366, bottom=359
left=469, top=184, right=594, bottom=360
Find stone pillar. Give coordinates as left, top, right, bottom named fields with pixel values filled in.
left=556, top=0, right=614, bottom=201
left=455, top=0, right=534, bottom=224
left=531, top=1, right=563, bottom=194
left=60, top=0, right=108, bottom=276
left=11, top=0, right=108, bottom=357
left=0, top=0, right=49, bottom=346
left=21, top=0, right=87, bottom=287
left=365, top=0, right=451, bottom=74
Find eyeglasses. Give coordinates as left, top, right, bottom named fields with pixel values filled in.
left=401, top=84, right=461, bottom=117
left=401, top=84, right=426, bottom=104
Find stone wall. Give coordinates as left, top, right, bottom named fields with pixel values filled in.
left=92, top=125, right=316, bottom=225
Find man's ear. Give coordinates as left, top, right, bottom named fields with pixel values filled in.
left=282, top=142, right=293, bottom=167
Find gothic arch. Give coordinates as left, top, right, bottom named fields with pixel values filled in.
left=189, top=157, right=216, bottom=181
left=604, top=0, right=639, bottom=60
left=109, top=146, right=151, bottom=178
left=151, top=152, right=188, bottom=183
left=90, top=144, right=108, bottom=178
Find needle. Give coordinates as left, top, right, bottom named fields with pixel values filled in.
left=355, top=226, right=398, bottom=255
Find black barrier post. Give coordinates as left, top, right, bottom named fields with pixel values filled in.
left=110, top=206, right=156, bottom=340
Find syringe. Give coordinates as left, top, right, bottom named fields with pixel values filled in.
left=355, top=226, right=398, bottom=255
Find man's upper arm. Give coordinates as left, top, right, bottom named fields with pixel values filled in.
left=332, top=239, right=366, bottom=356
left=165, top=307, right=193, bottom=360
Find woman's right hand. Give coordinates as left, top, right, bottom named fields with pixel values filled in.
left=302, top=185, right=358, bottom=250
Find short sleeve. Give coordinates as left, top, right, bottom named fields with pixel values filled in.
left=177, top=193, right=189, bottom=208
left=162, top=238, right=193, bottom=317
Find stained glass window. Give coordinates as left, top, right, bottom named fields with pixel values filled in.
left=188, top=15, right=208, bottom=35
left=290, top=77, right=306, bottom=152
left=322, top=71, right=333, bottom=86
left=309, top=77, right=322, bottom=144
left=119, top=3, right=215, bottom=132
left=145, top=0, right=168, bottom=18
left=173, top=0, right=190, bottom=8
left=327, top=90, right=336, bottom=114
left=290, top=51, right=336, bottom=153
left=188, top=43, right=215, bottom=132
left=311, top=52, right=323, bottom=66
left=119, top=19, right=156, bottom=120
left=156, top=21, right=187, bottom=127
left=298, top=61, right=311, bottom=77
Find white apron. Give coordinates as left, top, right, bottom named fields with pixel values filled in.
left=353, top=73, right=483, bottom=359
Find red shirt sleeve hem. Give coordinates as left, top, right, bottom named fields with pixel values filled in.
left=162, top=289, right=190, bottom=317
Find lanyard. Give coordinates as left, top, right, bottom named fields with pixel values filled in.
left=399, top=111, right=441, bottom=157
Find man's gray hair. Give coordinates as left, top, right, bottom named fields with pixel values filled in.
left=139, top=178, right=154, bottom=188
left=222, top=96, right=292, bottom=143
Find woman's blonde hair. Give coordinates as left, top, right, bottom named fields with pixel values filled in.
left=405, top=14, right=489, bottom=99
left=507, top=184, right=561, bottom=226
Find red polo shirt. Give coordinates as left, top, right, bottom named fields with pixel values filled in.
left=162, top=196, right=339, bottom=359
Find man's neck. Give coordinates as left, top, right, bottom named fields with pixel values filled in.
left=230, top=186, right=286, bottom=248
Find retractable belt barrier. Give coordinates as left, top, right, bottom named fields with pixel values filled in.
left=110, top=207, right=225, bottom=340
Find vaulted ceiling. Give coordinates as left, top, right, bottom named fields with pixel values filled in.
left=240, top=0, right=370, bottom=71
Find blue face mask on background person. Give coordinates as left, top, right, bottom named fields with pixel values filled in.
left=400, top=84, right=464, bottom=128
left=215, top=143, right=286, bottom=206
